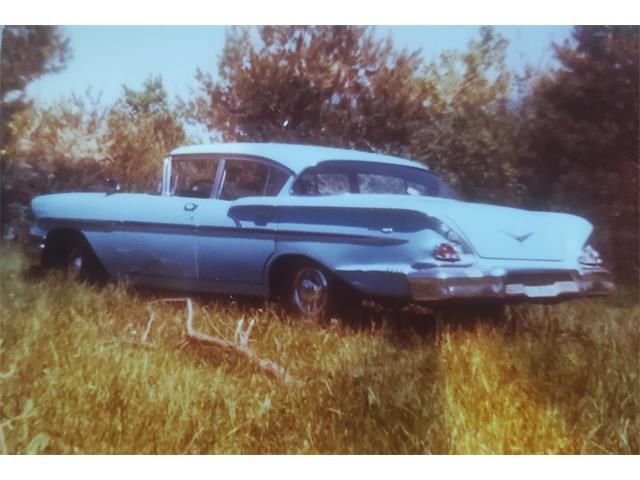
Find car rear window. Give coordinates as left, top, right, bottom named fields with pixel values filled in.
left=292, top=161, right=458, bottom=199
left=358, top=174, right=406, bottom=194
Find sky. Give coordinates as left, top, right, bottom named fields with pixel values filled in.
left=26, top=25, right=574, bottom=111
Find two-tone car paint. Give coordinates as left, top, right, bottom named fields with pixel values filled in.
left=30, top=143, right=614, bottom=307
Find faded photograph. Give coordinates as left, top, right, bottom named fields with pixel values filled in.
left=0, top=25, right=638, bottom=455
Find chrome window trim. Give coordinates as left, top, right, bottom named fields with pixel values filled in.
left=162, top=157, right=172, bottom=196
left=167, top=153, right=293, bottom=200
left=263, top=168, right=272, bottom=196
left=214, top=158, right=227, bottom=200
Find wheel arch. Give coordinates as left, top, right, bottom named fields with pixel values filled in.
left=41, top=227, right=102, bottom=272
left=266, top=253, right=326, bottom=298
left=266, top=252, right=364, bottom=300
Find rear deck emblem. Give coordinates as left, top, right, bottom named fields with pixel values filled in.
left=502, top=230, right=534, bottom=244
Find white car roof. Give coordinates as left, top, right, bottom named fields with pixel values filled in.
left=170, top=143, right=427, bottom=175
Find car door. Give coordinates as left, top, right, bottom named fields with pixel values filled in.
left=194, top=158, right=289, bottom=293
left=115, top=194, right=198, bottom=286
left=115, top=157, right=219, bottom=288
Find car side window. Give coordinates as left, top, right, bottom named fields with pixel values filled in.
left=265, top=168, right=289, bottom=196
left=357, top=174, right=406, bottom=194
left=292, top=161, right=458, bottom=199
left=317, top=173, right=350, bottom=195
left=219, top=160, right=288, bottom=200
left=293, top=172, right=351, bottom=195
left=172, top=159, right=219, bottom=198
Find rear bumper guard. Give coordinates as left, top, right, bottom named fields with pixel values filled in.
left=408, top=267, right=614, bottom=302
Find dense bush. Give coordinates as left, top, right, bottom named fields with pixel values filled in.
left=521, top=26, right=639, bottom=282
left=1, top=78, right=185, bottom=240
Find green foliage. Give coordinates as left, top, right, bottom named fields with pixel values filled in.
left=522, top=26, right=639, bottom=282
left=415, top=26, right=525, bottom=203
left=1, top=26, right=71, bottom=156
left=0, top=77, right=185, bottom=239
left=1, top=246, right=638, bottom=453
left=6, top=90, right=108, bottom=163
left=0, top=91, right=107, bottom=241
left=103, top=76, right=186, bottom=191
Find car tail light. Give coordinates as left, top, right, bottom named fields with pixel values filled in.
left=433, top=243, right=460, bottom=262
left=439, top=222, right=463, bottom=244
left=579, top=244, right=603, bottom=266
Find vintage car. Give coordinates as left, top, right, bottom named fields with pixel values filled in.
left=30, top=143, right=614, bottom=318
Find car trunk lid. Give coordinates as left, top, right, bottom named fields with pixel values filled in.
left=415, top=198, right=593, bottom=262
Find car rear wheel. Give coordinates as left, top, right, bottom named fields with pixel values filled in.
left=275, top=259, right=363, bottom=322
left=288, top=264, right=331, bottom=320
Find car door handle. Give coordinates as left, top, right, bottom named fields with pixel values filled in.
left=184, top=202, right=199, bottom=212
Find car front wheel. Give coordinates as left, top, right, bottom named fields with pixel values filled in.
left=43, top=236, right=106, bottom=283
left=64, top=245, right=91, bottom=280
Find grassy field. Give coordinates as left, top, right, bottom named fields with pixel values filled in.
left=1, top=245, right=638, bottom=454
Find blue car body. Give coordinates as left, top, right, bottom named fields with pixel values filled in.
left=30, top=143, right=614, bottom=304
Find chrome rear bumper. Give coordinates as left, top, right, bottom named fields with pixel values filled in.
left=408, top=267, right=614, bottom=302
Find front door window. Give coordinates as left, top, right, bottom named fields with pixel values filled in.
left=171, top=158, right=219, bottom=198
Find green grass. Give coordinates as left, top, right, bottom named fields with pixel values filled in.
left=1, top=245, right=638, bottom=454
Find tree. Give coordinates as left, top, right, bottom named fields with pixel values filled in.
left=413, top=27, right=525, bottom=203
left=1, top=26, right=71, bottom=240
left=1, top=77, right=186, bottom=239
left=7, top=90, right=108, bottom=164
left=1, top=26, right=71, bottom=156
left=183, top=26, right=431, bottom=156
left=0, top=91, right=107, bottom=240
left=185, top=26, right=525, bottom=204
left=523, top=26, right=639, bottom=281
left=103, top=76, right=186, bottom=190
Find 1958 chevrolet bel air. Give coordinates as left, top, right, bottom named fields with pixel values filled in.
left=30, top=143, right=614, bottom=318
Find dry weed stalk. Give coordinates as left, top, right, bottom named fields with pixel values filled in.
left=147, top=298, right=298, bottom=385
left=0, top=423, right=7, bottom=455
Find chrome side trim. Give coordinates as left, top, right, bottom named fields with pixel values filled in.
left=37, top=217, right=404, bottom=246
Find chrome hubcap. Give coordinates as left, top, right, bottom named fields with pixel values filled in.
left=292, top=267, right=329, bottom=316
left=67, top=250, right=84, bottom=279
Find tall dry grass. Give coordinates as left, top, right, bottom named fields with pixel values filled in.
left=1, top=245, right=638, bottom=454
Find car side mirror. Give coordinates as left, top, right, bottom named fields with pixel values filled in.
left=105, top=178, right=121, bottom=195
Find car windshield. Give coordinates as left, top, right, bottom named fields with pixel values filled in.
left=292, top=161, right=458, bottom=199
